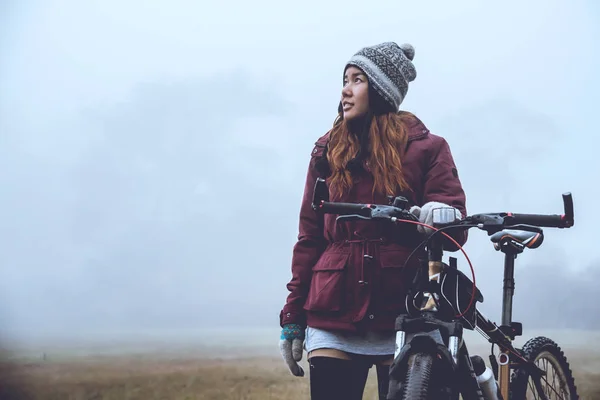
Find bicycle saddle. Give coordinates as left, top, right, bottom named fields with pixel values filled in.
left=490, top=229, right=543, bottom=249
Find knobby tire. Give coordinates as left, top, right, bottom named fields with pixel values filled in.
left=510, top=336, right=578, bottom=399
left=402, top=352, right=433, bottom=400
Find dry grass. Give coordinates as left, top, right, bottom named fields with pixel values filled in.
left=0, top=356, right=382, bottom=400
left=0, top=353, right=598, bottom=400
left=0, top=330, right=599, bottom=400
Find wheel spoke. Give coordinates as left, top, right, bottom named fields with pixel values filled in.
left=535, top=357, right=567, bottom=399
left=511, top=338, right=576, bottom=400
left=527, top=378, right=540, bottom=400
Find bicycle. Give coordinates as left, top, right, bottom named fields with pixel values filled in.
left=310, top=177, right=578, bottom=400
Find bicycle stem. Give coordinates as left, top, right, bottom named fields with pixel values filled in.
left=426, top=235, right=462, bottom=366
left=421, top=234, right=444, bottom=312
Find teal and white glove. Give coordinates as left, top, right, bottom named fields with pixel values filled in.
left=410, top=201, right=462, bottom=235
left=279, top=323, right=305, bottom=377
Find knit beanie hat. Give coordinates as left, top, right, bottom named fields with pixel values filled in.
left=345, top=42, right=417, bottom=112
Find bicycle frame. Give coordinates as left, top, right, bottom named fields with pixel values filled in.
left=310, top=177, right=575, bottom=399
left=391, top=224, right=563, bottom=400
left=471, top=240, right=549, bottom=399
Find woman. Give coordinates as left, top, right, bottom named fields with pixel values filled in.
left=279, top=42, right=468, bottom=400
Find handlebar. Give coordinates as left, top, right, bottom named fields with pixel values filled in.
left=311, top=178, right=418, bottom=223
left=310, top=177, right=574, bottom=321
left=507, top=192, right=574, bottom=228
left=310, top=178, right=575, bottom=233
left=464, top=191, right=574, bottom=232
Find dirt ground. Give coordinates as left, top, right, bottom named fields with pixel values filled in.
left=0, top=352, right=598, bottom=399
left=0, top=329, right=598, bottom=399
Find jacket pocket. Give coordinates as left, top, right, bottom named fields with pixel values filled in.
left=303, top=251, right=349, bottom=312
left=378, top=248, right=418, bottom=312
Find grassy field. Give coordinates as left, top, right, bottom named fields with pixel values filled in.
left=0, top=328, right=599, bottom=399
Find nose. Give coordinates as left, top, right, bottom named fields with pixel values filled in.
left=341, top=84, right=352, bottom=99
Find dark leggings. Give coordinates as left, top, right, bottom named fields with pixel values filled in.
left=309, top=355, right=391, bottom=400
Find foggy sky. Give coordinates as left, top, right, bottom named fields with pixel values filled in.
left=1, top=0, right=599, bottom=341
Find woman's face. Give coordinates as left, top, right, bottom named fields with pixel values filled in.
left=341, top=66, right=369, bottom=121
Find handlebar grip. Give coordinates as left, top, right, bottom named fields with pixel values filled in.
left=507, top=192, right=574, bottom=228
left=317, top=201, right=372, bottom=217
left=562, top=192, right=574, bottom=227
left=507, top=213, right=564, bottom=228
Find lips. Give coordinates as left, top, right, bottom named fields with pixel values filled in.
left=342, top=102, right=354, bottom=111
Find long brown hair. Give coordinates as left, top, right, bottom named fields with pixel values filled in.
left=327, top=110, right=417, bottom=200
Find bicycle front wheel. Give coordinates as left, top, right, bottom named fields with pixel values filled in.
left=510, top=336, right=578, bottom=399
left=402, top=352, right=433, bottom=399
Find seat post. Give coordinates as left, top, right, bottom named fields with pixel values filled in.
left=501, top=250, right=517, bottom=327
left=498, top=241, right=525, bottom=400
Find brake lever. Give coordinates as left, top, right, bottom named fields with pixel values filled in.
left=369, top=205, right=418, bottom=222
left=398, top=212, right=419, bottom=223
left=503, top=224, right=543, bottom=233
left=336, top=214, right=372, bottom=223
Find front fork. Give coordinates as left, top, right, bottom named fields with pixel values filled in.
left=394, top=316, right=460, bottom=368
left=392, top=256, right=484, bottom=399
left=395, top=254, right=460, bottom=359
left=395, top=258, right=455, bottom=359
left=393, top=314, right=485, bottom=400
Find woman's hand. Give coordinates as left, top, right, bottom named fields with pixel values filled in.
left=279, top=323, right=305, bottom=377
left=410, top=201, right=462, bottom=234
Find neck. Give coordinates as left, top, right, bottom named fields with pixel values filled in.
left=347, top=113, right=372, bottom=136
left=346, top=114, right=372, bottom=159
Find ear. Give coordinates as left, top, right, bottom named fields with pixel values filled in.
left=368, top=86, right=395, bottom=116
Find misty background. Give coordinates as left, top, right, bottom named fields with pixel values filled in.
left=1, top=0, right=599, bottom=345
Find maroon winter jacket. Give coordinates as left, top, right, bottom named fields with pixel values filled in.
left=279, top=115, right=468, bottom=333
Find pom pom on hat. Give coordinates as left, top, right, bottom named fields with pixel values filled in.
left=399, top=43, right=415, bottom=61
